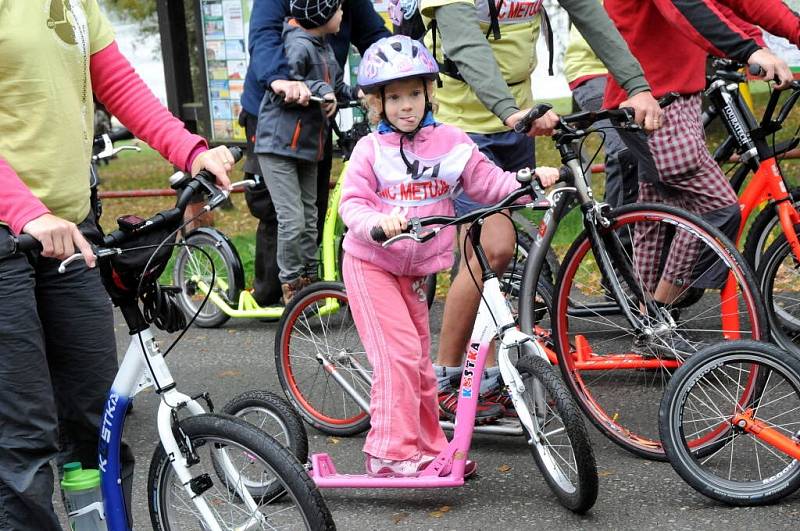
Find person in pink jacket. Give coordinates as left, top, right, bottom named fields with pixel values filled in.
left=0, top=2, right=233, bottom=527
left=339, top=35, right=558, bottom=477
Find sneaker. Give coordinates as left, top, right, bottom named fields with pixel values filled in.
left=438, top=390, right=504, bottom=424
left=365, top=454, right=434, bottom=478
left=481, top=388, right=516, bottom=418
left=633, top=332, right=705, bottom=360
left=426, top=455, right=477, bottom=480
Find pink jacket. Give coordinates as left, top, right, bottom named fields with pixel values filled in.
left=339, top=123, right=525, bottom=277
left=0, top=42, right=207, bottom=235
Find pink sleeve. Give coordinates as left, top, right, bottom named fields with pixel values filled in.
left=338, top=137, right=386, bottom=242
left=0, top=156, right=50, bottom=235
left=90, top=42, right=208, bottom=172
left=460, top=141, right=524, bottom=206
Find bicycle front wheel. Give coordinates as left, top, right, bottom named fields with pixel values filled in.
left=659, top=341, right=800, bottom=505
left=514, top=354, right=598, bottom=513
left=275, top=282, right=372, bottom=436
left=173, top=228, right=244, bottom=328
left=550, top=203, right=767, bottom=460
left=758, top=231, right=800, bottom=354
left=147, top=414, right=334, bottom=530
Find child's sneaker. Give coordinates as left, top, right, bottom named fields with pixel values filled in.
left=438, top=390, right=504, bottom=424
left=365, top=454, right=434, bottom=477
left=281, top=277, right=305, bottom=305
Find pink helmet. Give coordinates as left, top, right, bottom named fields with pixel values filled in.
left=357, top=35, right=438, bottom=93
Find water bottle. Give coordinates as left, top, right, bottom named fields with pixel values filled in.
left=60, top=462, right=106, bottom=531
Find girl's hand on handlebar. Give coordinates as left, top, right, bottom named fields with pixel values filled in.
left=191, top=145, right=234, bottom=190
left=378, top=207, right=408, bottom=239
left=322, top=93, right=337, bottom=118
left=619, top=90, right=663, bottom=132
left=22, top=214, right=96, bottom=267
left=534, top=167, right=560, bottom=188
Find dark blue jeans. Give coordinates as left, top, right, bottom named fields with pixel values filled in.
left=454, top=130, right=535, bottom=215
left=0, top=216, right=133, bottom=530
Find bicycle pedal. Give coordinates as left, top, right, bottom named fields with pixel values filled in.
left=189, top=473, right=213, bottom=496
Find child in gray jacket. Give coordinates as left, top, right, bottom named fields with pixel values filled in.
left=254, top=0, right=359, bottom=304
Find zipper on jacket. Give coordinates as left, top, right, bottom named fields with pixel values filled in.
left=290, top=119, right=302, bottom=151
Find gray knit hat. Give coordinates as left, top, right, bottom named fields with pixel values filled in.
left=290, top=0, right=342, bottom=29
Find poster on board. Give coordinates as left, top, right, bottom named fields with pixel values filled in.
left=199, top=0, right=252, bottom=142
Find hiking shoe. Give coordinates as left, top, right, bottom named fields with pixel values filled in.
left=365, top=454, right=434, bottom=477
left=280, top=277, right=305, bottom=306
left=438, top=390, right=504, bottom=424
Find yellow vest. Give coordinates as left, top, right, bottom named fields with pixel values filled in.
left=420, top=0, right=541, bottom=134
left=0, top=0, right=115, bottom=224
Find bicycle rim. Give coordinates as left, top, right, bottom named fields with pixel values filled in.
left=173, top=232, right=240, bottom=327
left=275, top=283, right=372, bottom=435
left=515, top=354, right=598, bottom=513
left=660, top=343, right=800, bottom=505
left=552, top=205, right=764, bottom=460
left=759, top=233, right=800, bottom=353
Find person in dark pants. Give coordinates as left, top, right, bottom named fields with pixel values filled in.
left=241, top=0, right=390, bottom=306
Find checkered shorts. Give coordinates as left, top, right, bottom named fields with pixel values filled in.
left=634, top=94, right=738, bottom=291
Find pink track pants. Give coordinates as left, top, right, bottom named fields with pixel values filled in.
left=343, top=253, right=448, bottom=460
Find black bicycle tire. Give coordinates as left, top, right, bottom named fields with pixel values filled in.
left=222, top=389, right=309, bottom=465
left=147, top=413, right=334, bottom=530
left=173, top=228, right=244, bottom=328
left=275, top=282, right=371, bottom=436
left=515, top=354, right=598, bottom=513
left=547, top=203, right=768, bottom=461
left=659, top=340, right=800, bottom=505
left=742, top=187, right=800, bottom=270
left=758, top=231, right=800, bottom=354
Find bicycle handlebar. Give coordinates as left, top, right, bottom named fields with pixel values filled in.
left=369, top=169, right=567, bottom=244
left=0, top=146, right=244, bottom=263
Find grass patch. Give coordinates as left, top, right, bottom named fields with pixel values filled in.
left=101, top=89, right=800, bottom=291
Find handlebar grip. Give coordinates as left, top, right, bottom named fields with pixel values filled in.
left=0, top=234, right=41, bottom=258
left=513, top=103, right=554, bottom=134
left=370, top=225, right=388, bottom=243
left=229, top=146, right=244, bottom=163
left=658, top=92, right=679, bottom=108
left=749, top=63, right=766, bottom=77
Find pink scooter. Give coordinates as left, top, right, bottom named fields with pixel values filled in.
left=308, top=176, right=598, bottom=513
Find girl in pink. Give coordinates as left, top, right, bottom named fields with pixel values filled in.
left=339, top=35, right=559, bottom=477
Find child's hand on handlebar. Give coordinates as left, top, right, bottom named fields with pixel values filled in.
left=378, top=207, right=408, bottom=239
left=270, top=79, right=312, bottom=105
left=22, top=214, right=96, bottom=267
left=534, top=167, right=560, bottom=188
left=322, top=93, right=338, bottom=118
left=191, top=145, right=234, bottom=191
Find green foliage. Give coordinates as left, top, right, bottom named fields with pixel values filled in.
left=102, top=0, right=156, bottom=22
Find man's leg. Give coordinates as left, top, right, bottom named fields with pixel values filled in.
left=436, top=131, right=533, bottom=420
left=243, top=112, right=282, bottom=306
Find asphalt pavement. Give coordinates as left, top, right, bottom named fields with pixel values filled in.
left=53, top=300, right=799, bottom=530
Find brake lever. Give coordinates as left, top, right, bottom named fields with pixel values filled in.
left=230, top=179, right=256, bottom=190
left=57, top=247, right=120, bottom=273
left=381, top=232, right=422, bottom=248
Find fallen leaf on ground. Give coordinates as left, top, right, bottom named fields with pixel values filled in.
left=217, top=370, right=241, bottom=378
left=498, top=464, right=512, bottom=473
left=391, top=512, right=409, bottom=524
left=326, top=436, right=341, bottom=445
